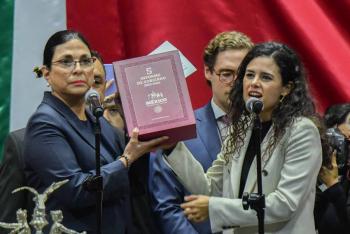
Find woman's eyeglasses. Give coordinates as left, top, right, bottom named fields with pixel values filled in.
left=51, top=57, right=96, bottom=70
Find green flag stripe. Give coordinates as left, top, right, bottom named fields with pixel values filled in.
left=0, top=0, right=14, bottom=160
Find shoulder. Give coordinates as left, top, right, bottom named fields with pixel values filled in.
left=5, top=129, right=26, bottom=154
left=292, top=116, right=317, bottom=128
left=281, top=117, right=320, bottom=142
left=25, top=103, right=69, bottom=143
left=194, top=103, right=211, bottom=117
left=5, top=128, right=26, bottom=143
left=289, top=117, right=319, bottom=135
left=28, top=102, right=66, bottom=129
left=284, top=117, right=321, bottom=150
left=29, top=103, right=56, bottom=122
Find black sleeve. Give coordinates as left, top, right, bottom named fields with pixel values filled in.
left=0, top=129, right=27, bottom=222
left=314, top=182, right=349, bottom=233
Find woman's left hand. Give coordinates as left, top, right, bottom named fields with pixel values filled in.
left=181, top=195, right=209, bottom=222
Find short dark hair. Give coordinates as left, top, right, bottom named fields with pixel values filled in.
left=43, top=30, right=91, bottom=69
left=91, top=50, right=106, bottom=75
left=324, top=103, right=350, bottom=128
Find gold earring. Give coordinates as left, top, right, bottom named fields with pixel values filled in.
left=279, top=95, right=285, bottom=103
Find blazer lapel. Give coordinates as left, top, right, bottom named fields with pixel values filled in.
left=43, top=92, right=114, bottom=163
left=197, top=103, right=221, bottom=161
left=244, top=123, right=275, bottom=194
left=86, top=112, right=118, bottom=162
left=230, top=125, right=253, bottom=198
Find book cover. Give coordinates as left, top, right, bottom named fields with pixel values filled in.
left=113, top=51, right=196, bottom=142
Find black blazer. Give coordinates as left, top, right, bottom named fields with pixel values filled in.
left=0, top=128, right=28, bottom=223
left=24, top=92, right=131, bottom=233
left=314, top=182, right=349, bottom=234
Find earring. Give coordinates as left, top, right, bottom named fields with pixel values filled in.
left=46, top=82, right=50, bottom=87
left=279, top=95, right=285, bottom=103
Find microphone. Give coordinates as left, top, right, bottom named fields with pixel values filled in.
left=246, top=97, right=263, bottom=114
left=85, top=89, right=104, bottom=117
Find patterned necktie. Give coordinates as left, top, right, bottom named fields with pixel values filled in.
left=218, top=115, right=230, bottom=142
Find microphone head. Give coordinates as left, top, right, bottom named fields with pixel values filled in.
left=246, top=97, right=264, bottom=114
left=85, top=89, right=104, bottom=117
left=85, top=89, right=100, bottom=102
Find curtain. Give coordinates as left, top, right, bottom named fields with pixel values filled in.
left=67, top=0, right=350, bottom=113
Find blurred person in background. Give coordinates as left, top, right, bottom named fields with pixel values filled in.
left=314, top=103, right=350, bottom=234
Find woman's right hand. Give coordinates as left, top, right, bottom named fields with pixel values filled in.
left=103, top=85, right=125, bottom=131
left=120, top=128, right=169, bottom=166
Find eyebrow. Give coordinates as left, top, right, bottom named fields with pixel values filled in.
left=216, top=68, right=235, bottom=72
left=57, top=54, right=90, bottom=60
left=261, top=71, right=274, bottom=77
left=246, top=69, right=273, bottom=76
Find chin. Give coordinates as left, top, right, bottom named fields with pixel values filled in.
left=70, top=89, right=88, bottom=96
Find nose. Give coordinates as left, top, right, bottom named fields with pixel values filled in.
left=250, top=75, right=260, bottom=87
left=72, top=61, right=83, bottom=72
left=226, top=79, right=235, bottom=87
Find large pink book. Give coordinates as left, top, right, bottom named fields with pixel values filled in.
left=113, top=51, right=196, bottom=142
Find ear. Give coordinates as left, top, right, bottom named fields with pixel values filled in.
left=281, top=81, right=293, bottom=97
left=41, top=66, right=50, bottom=82
left=204, top=66, right=212, bottom=82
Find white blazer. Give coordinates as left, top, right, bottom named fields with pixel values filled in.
left=165, top=117, right=322, bottom=234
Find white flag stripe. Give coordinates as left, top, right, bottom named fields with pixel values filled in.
left=10, top=0, right=66, bottom=131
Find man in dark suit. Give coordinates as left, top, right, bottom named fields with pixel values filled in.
left=0, top=128, right=29, bottom=223
left=148, top=31, right=253, bottom=233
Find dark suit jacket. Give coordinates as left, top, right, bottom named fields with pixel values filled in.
left=148, top=103, right=221, bottom=234
left=24, top=92, right=131, bottom=234
left=314, top=182, right=349, bottom=234
left=0, top=128, right=28, bottom=223
left=129, top=155, right=161, bottom=234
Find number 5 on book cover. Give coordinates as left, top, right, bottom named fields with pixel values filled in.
left=113, top=51, right=196, bottom=143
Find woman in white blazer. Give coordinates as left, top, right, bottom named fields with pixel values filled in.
left=164, top=42, right=322, bottom=234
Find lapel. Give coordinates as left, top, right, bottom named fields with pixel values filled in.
left=86, top=111, right=123, bottom=162
left=230, top=124, right=253, bottom=198
left=243, top=123, right=275, bottom=194
left=196, top=103, right=221, bottom=161
left=42, top=92, right=114, bottom=163
left=99, top=117, right=126, bottom=158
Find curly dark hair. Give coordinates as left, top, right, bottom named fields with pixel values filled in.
left=222, top=42, right=317, bottom=162
left=91, top=50, right=106, bottom=74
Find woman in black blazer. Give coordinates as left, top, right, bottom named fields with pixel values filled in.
left=24, top=30, right=167, bottom=234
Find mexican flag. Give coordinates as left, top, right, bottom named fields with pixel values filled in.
left=1, top=0, right=350, bottom=159
left=1, top=0, right=67, bottom=158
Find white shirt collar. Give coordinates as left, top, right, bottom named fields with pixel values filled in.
left=211, top=98, right=227, bottom=120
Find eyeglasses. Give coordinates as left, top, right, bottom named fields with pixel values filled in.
left=214, top=69, right=235, bottom=84
left=51, top=57, right=96, bottom=70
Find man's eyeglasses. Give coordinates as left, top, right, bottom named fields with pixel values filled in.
left=51, top=57, right=96, bottom=70
left=214, top=69, right=235, bottom=84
